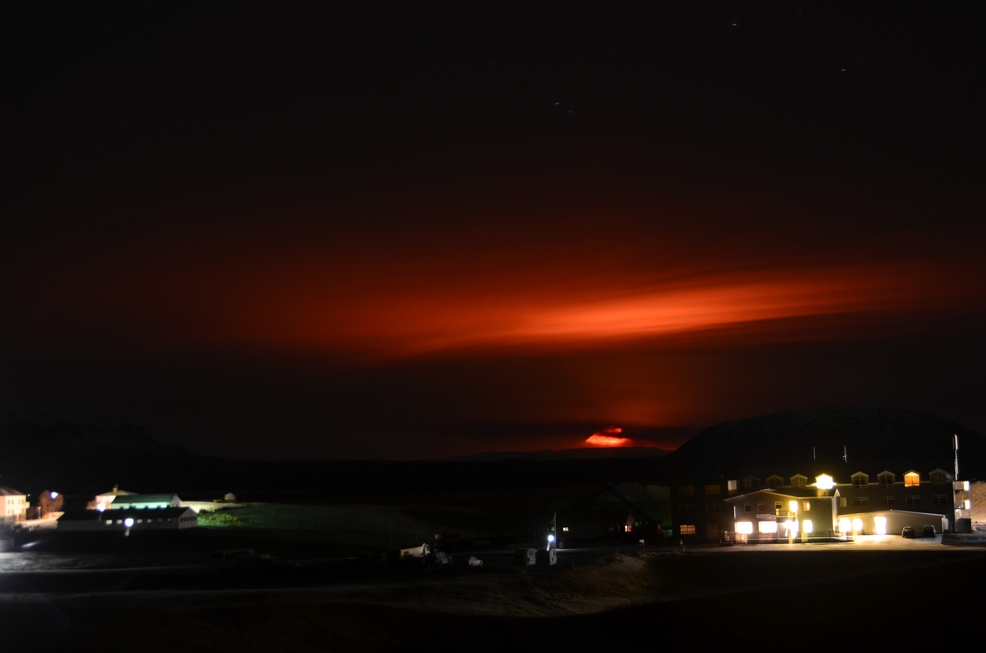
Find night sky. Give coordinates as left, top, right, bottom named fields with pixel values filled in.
left=3, top=4, right=984, bottom=460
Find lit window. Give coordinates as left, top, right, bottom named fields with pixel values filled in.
left=852, top=518, right=863, bottom=532
left=839, top=518, right=851, bottom=532
left=839, top=497, right=847, bottom=508
left=802, top=501, right=810, bottom=511
left=759, top=521, right=778, bottom=534
left=874, top=517, right=887, bottom=535
left=705, top=484, right=721, bottom=495
left=727, top=480, right=738, bottom=494
left=680, top=525, right=696, bottom=535
left=735, top=521, right=754, bottom=534
left=774, top=502, right=782, bottom=512
left=803, top=520, right=813, bottom=534
left=904, top=472, right=920, bottom=487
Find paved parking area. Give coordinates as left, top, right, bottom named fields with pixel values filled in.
left=694, top=532, right=986, bottom=552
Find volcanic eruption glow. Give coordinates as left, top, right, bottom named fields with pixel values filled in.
left=585, top=427, right=630, bottom=447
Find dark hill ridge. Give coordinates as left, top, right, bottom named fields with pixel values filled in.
left=661, top=406, right=986, bottom=482
left=2, top=407, right=983, bottom=499
left=0, top=413, right=200, bottom=493
left=449, top=447, right=671, bottom=461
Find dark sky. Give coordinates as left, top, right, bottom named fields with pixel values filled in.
left=3, top=4, right=984, bottom=460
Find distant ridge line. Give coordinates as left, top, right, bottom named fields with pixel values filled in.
left=446, top=447, right=671, bottom=462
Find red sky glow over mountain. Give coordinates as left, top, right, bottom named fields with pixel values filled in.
left=3, top=5, right=984, bottom=460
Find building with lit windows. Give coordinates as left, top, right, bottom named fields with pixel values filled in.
left=58, top=506, right=198, bottom=532
left=671, top=468, right=971, bottom=543
left=661, top=407, right=982, bottom=544
left=0, top=486, right=28, bottom=524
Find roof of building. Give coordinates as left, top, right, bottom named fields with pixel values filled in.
left=723, top=488, right=827, bottom=502
left=0, top=486, right=25, bottom=497
left=108, top=493, right=179, bottom=504
left=98, top=486, right=137, bottom=496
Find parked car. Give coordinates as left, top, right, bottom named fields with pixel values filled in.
left=921, top=525, right=936, bottom=538
left=467, top=556, right=483, bottom=567
left=901, top=526, right=916, bottom=538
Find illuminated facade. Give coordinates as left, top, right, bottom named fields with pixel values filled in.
left=94, top=485, right=136, bottom=511
left=725, top=488, right=837, bottom=542
left=57, top=506, right=199, bottom=531
left=672, top=468, right=970, bottom=543
left=0, top=486, right=27, bottom=524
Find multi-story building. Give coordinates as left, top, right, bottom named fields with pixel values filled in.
left=671, top=468, right=971, bottom=543
left=0, top=486, right=27, bottom=524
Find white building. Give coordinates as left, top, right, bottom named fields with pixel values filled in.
left=93, top=489, right=181, bottom=512
left=58, top=506, right=199, bottom=531
left=0, top=486, right=27, bottom=524
left=94, top=486, right=136, bottom=511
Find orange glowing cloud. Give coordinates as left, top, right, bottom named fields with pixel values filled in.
left=585, top=426, right=666, bottom=448
left=585, top=427, right=630, bottom=447
left=264, top=260, right=968, bottom=359
left=585, top=426, right=633, bottom=447
left=7, top=218, right=982, bottom=367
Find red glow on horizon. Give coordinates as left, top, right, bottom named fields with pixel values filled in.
left=585, top=427, right=630, bottom=447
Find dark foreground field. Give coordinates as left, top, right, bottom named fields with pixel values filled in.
left=4, top=547, right=986, bottom=652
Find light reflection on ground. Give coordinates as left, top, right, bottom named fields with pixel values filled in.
left=0, top=551, right=200, bottom=573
